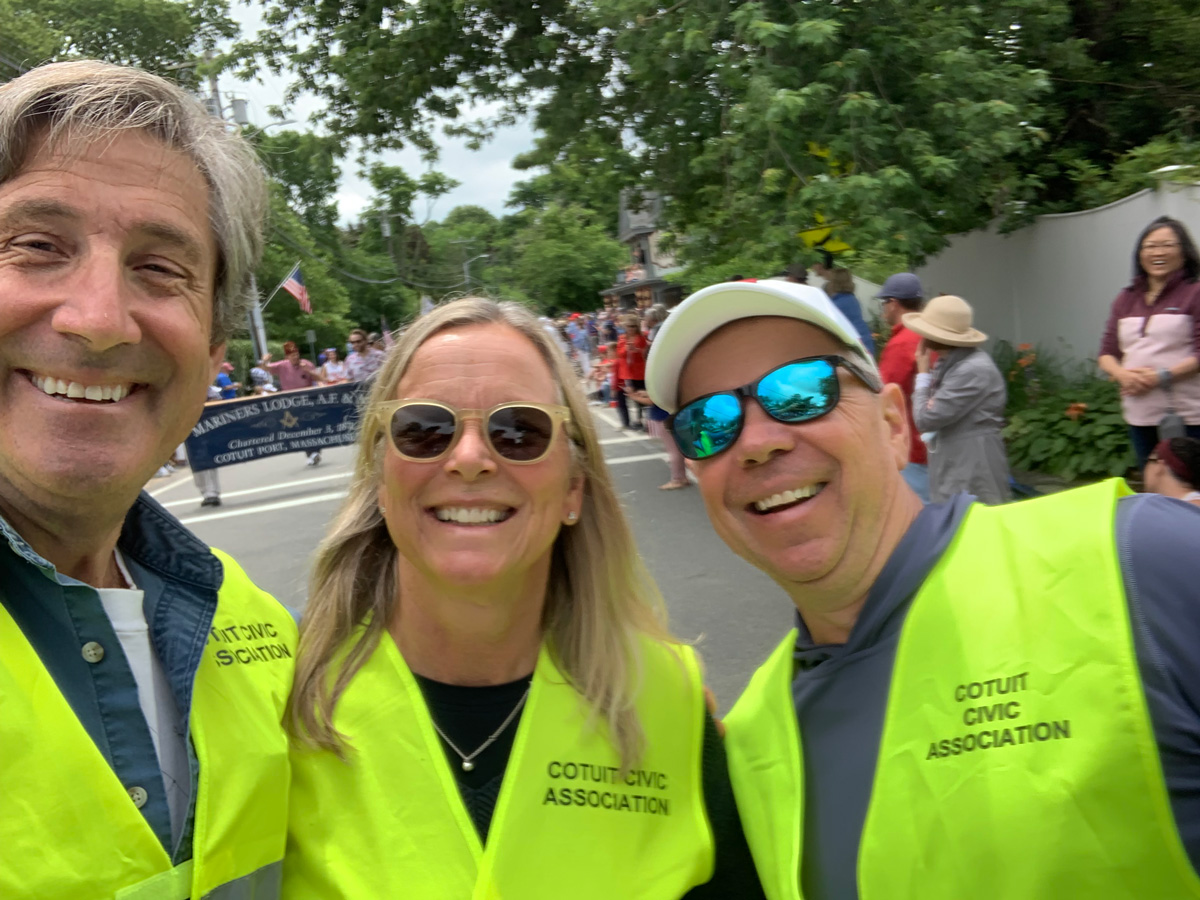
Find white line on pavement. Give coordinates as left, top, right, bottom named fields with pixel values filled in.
left=177, top=490, right=348, bottom=525
left=159, top=471, right=351, bottom=509
left=598, top=436, right=653, bottom=446
left=606, top=453, right=668, bottom=466
left=147, top=476, right=193, bottom=498
left=593, top=409, right=624, bottom=431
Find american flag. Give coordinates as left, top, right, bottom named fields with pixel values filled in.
left=281, top=264, right=311, bottom=313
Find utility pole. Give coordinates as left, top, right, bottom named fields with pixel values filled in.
left=206, top=59, right=269, bottom=360
left=380, top=214, right=404, bottom=274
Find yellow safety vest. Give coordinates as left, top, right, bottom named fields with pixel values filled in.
left=0, top=548, right=296, bottom=900
left=285, top=633, right=715, bottom=899
left=726, top=479, right=1200, bottom=899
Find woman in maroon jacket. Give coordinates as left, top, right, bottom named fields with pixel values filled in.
left=1099, top=216, right=1200, bottom=469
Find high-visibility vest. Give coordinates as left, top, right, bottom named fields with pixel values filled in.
left=726, top=480, right=1200, bottom=899
left=285, top=633, right=715, bottom=899
left=0, top=548, right=296, bottom=899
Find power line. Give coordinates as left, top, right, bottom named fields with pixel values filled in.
left=270, top=228, right=469, bottom=291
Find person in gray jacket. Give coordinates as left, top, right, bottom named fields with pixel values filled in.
left=906, top=295, right=1011, bottom=504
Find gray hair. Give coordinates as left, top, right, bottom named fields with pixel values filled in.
left=643, top=305, right=667, bottom=327
left=0, top=60, right=268, bottom=342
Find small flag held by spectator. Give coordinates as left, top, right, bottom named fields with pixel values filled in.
left=282, top=263, right=311, bottom=313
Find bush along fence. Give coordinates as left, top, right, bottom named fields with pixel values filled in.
left=992, top=340, right=1137, bottom=482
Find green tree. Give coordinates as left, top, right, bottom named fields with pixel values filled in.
left=335, top=226, right=421, bottom=331
left=0, top=2, right=58, bottom=64
left=999, top=0, right=1200, bottom=214
left=508, top=132, right=635, bottom=231
left=254, top=128, right=343, bottom=240
left=250, top=130, right=466, bottom=332
left=2, top=0, right=236, bottom=83
left=419, top=205, right=500, bottom=292
left=498, top=202, right=625, bottom=313
left=349, top=163, right=462, bottom=320
left=253, top=131, right=418, bottom=331
left=242, top=0, right=1048, bottom=269
left=259, top=186, right=353, bottom=352
left=246, top=0, right=1200, bottom=273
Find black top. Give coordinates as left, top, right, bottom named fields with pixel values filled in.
left=415, top=673, right=763, bottom=898
left=414, top=673, right=531, bottom=837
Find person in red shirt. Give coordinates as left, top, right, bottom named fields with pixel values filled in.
left=876, top=273, right=930, bottom=501
left=615, top=313, right=648, bottom=430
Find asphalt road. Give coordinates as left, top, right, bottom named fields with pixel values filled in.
left=150, top=407, right=794, bottom=709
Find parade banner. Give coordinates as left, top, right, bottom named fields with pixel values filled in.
left=185, top=383, right=369, bottom=471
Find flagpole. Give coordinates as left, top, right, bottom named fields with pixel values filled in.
left=260, top=262, right=299, bottom=312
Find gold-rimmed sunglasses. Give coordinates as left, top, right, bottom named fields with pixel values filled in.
left=376, top=400, right=574, bottom=464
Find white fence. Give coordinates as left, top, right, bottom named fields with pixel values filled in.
left=913, top=182, right=1200, bottom=360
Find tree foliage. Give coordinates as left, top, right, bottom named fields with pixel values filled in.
left=491, top=203, right=626, bottom=312
left=0, top=0, right=236, bottom=84
left=242, top=0, right=1200, bottom=272
left=508, top=131, right=636, bottom=231
left=254, top=128, right=343, bottom=240
left=1002, top=0, right=1200, bottom=212
left=258, top=184, right=354, bottom=350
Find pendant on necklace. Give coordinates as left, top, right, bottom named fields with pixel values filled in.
left=462, top=760, right=475, bottom=772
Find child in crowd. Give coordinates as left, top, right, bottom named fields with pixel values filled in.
left=597, top=343, right=619, bottom=406
left=585, top=343, right=608, bottom=403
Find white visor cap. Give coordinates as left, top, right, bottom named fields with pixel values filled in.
left=645, top=281, right=880, bottom=413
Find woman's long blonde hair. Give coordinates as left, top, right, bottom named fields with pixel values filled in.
left=290, top=298, right=676, bottom=768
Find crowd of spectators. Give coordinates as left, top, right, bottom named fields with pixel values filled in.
left=174, top=215, right=1200, bottom=509
left=165, top=327, right=397, bottom=505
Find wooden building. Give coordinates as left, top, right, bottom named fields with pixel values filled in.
left=600, top=190, right=684, bottom=310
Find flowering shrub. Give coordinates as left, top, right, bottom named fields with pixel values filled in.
left=1001, top=366, right=1136, bottom=481
left=992, top=340, right=1057, bottom=418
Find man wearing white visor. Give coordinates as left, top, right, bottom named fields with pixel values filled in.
left=645, top=279, right=1200, bottom=899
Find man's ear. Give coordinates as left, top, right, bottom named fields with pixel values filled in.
left=879, top=383, right=910, bottom=471
left=208, top=341, right=227, bottom=379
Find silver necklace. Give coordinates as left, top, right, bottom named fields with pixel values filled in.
left=431, top=685, right=531, bottom=772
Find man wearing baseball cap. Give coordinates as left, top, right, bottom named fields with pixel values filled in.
left=645, top=280, right=1200, bottom=899
left=876, top=273, right=930, bottom=501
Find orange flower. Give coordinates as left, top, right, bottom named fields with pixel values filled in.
left=1017, top=343, right=1033, bottom=352
left=1064, top=402, right=1088, bottom=420
left=1017, top=355, right=1035, bottom=368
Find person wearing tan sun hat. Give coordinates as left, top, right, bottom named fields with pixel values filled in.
left=903, top=294, right=1011, bottom=504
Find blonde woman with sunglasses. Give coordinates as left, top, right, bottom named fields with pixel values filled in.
left=284, top=298, right=761, bottom=899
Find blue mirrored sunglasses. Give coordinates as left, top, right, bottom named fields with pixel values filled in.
left=667, top=355, right=882, bottom=461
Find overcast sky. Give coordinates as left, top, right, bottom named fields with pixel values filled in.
left=225, top=2, right=536, bottom=226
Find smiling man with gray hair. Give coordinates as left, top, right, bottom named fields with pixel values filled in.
left=0, top=61, right=295, bottom=897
